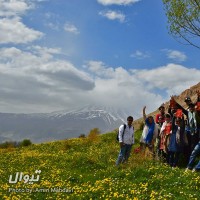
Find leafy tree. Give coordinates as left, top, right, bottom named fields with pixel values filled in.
left=20, top=139, right=32, bottom=147
left=88, top=128, right=101, bottom=141
left=162, top=0, right=200, bottom=49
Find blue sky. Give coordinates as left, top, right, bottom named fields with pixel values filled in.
left=0, top=0, right=199, bottom=117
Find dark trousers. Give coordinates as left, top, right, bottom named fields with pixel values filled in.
left=168, top=151, right=180, bottom=167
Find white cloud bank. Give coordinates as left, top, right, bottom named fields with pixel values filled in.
left=0, top=0, right=32, bottom=17
left=0, top=0, right=43, bottom=44
left=0, top=17, right=43, bottom=44
left=0, top=47, right=199, bottom=116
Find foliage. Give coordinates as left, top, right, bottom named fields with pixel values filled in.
left=20, top=139, right=32, bottom=147
left=162, top=0, right=200, bottom=49
left=0, top=139, right=32, bottom=149
left=78, top=134, right=86, bottom=138
left=0, top=131, right=200, bottom=199
left=0, top=141, right=19, bottom=149
left=87, top=128, right=101, bottom=142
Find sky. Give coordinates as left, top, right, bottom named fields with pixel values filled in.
left=0, top=0, right=199, bottom=118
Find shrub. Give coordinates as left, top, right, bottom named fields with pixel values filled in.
left=79, top=134, right=86, bottom=138
left=87, top=128, right=100, bottom=142
left=0, top=141, right=18, bottom=149
left=20, top=139, right=32, bottom=147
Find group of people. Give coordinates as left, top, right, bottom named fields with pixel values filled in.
left=116, top=91, right=200, bottom=172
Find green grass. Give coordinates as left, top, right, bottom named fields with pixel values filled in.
left=0, top=130, right=200, bottom=200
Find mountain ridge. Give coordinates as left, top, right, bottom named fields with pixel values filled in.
left=0, top=105, right=128, bottom=143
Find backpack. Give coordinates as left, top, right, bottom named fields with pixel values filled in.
left=116, top=124, right=126, bottom=141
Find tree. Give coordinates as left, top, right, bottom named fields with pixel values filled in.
left=87, top=128, right=101, bottom=141
left=162, top=0, right=200, bottom=49
left=20, top=139, right=32, bottom=147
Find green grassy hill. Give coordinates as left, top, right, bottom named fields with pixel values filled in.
left=0, top=130, right=200, bottom=200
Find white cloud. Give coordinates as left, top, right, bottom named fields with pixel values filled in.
left=0, top=17, right=43, bottom=44
left=0, top=1, right=44, bottom=44
left=164, top=49, right=187, bottom=62
left=99, top=10, right=125, bottom=23
left=64, top=23, right=80, bottom=34
left=0, top=0, right=32, bottom=17
left=84, top=61, right=200, bottom=116
left=97, top=0, right=140, bottom=6
left=133, top=63, right=200, bottom=95
left=130, top=50, right=150, bottom=59
left=85, top=61, right=115, bottom=78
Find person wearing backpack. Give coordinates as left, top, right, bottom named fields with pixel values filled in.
left=116, top=116, right=134, bottom=166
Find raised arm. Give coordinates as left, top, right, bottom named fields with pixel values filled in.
left=170, top=96, right=188, bottom=116
left=143, top=106, right=147, bottom=121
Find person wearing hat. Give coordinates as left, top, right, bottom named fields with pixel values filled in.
left=185, top=96, right=192, bottom=110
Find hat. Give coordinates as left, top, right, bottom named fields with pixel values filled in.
left=184, top=96, right=191, bottom=102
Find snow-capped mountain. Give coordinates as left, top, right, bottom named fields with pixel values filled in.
left=0, top=105, right=129, bottom=143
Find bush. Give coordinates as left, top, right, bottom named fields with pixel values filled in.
left=87, top=128, right=100, bottom=142
left=20, top=139, right=32, bottom=147
left=79, top=134, right=86, bottom=138
left=0, top=141, right=19, bottom=149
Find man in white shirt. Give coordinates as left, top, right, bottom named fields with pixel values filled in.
left=116, top=116, right=134, bottom=166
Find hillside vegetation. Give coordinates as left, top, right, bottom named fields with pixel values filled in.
left=0, top=130, right=200, bottom=200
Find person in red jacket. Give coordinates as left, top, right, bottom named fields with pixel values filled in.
left=155, top=104, right=166, bottom=125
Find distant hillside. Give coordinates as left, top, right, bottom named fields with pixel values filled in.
left=133, top=82, right=200, bottom=130
left=0, top=105, right=127, bottom=143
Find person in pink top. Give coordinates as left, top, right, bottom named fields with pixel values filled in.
left=159, top=113, right=172, bottom=162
